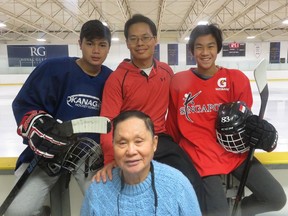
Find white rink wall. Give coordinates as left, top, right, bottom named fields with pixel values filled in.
left=1, top=70, right=288, bottom=85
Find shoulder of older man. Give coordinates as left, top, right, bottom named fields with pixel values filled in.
left=152, top=160, right=191, bottom=188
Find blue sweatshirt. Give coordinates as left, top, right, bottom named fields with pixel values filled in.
left=81, top=160, right=201, bottom=216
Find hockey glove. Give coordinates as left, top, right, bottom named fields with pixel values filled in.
left=244, top=115, right=278, bottom=152
left=18, top=110, right=74, bottom=158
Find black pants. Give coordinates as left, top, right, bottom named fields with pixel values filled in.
left=233, top=157, right=286, bottom=216
left=203, top=157, right=286, bottom=216
left=154, top=133, right=206, bottom=214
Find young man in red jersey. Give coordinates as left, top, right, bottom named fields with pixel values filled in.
left=166, top=23, right=286, bottom=216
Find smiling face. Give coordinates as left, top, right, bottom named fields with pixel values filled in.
left=78, top=37, right=110, bottom=75
left=113, top=116, right=158, bottom=185
left=126, top=22, right=157, bottom=68
left=193, top=34, right=218, bottom=76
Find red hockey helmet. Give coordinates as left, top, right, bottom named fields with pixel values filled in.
left=216, top=101, right=252, bottom=153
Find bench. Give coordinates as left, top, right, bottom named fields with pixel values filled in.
left=2, top=152, right=286, bottom=172
left=255, top=151, right=288, bottom=166
left=0, top=157, right=17, bottom=172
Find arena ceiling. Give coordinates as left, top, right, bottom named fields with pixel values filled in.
left=0, top=0, right=287, bottom=44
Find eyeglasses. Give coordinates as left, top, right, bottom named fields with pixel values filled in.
left=127, top=35, right=155, bottom=45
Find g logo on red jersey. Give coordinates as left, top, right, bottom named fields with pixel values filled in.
left=217, top=77, right=227, bottom=88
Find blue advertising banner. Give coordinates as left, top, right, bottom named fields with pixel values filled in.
left=154, top=44, right=160, bottom=60
left=269, top=42, right=280, bottom=64
left=168, top=44, right=178, bottom=65
left=186, top=44, right=196, bottom=65
left=7, top=45, right=69, bottom=67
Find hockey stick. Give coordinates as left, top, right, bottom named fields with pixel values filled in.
left=55, top=116, right=111, bottom=136
left=231, top=58, right=268, bottom=216
left=0, top=116, right=111, bottom=215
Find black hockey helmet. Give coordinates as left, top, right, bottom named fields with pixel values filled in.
left=40, top=137, right=104, bottom=176
left=216, top=101, right=252, bottom=153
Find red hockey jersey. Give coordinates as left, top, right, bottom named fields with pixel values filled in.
left=166, top=67, right=253, bottom=177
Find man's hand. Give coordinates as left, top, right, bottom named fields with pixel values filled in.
left=93, top=160, right=117, bottom=183
left=245, top=115, right=278, bottom=152
left=18, top=110, right=73, bottom=158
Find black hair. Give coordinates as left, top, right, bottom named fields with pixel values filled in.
left=124, top=14, right=157, bottom=39
left=112, top=110, right=155, bottom=137
left=188, top=23, right=223, bottom=55
left=79, top=20, right=111, bottom=46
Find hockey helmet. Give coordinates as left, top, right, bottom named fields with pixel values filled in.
left=61, top=137, right=103, bottom=174
left=216, top=101, right=252, bottom=153
left=39, top=137, right=104, bottom=177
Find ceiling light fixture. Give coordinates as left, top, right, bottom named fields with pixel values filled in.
left=112, top=37, right=119, bottom=41
left=247, top=36, right=255, bottom=39
left=282, top=19, right=288, bottom=24
left=197, top=21, right=208, bottom=25
left=37, top=38, right=46, bottom=42
left=0, top=23, right=6, bottom=27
